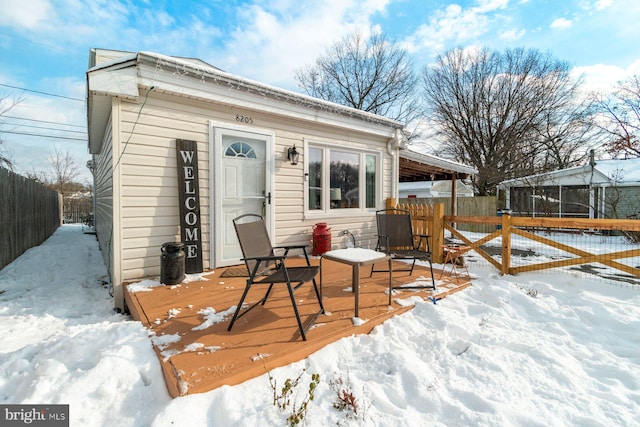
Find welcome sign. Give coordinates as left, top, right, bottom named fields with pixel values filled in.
left=176, top=139, right=203, bottom=273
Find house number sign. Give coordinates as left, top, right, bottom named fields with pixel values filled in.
left=176, top=139, right=203, bottom=273
left=235, top=114, right=253, bottom=124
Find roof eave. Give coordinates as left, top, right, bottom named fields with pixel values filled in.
left=135, top=51, right=404, bottom=131
left=399, top=149, right=477, bottom=176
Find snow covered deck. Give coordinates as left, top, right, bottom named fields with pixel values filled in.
left=124, top=258, right=471, bottom=398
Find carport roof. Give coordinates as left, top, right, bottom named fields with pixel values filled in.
left=399, top=149, right=477, bottom=182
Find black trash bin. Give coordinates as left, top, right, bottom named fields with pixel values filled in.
left=161, top=242, right=185, bottom=285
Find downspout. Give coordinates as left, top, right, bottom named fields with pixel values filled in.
left=86, top=159, right=96, bottom=226
left=588, top=149, right=596, bottom=218
left=387, top=128, right=404, bottom=200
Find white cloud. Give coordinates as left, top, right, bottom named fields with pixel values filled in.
left=0, top=0, right=223, bottom=61
left=550, top=17, right=572, bottom=29
left=403, top=0, right=510, bottom=56
left=0, top=0, right=51, bottom=29
left=404, top=5, right=489, bottom=54
left=572, top=64, right=627, bottom=94
left=627, top=58, right=640, bottom=75
left=499, top=28, right=526, bottom=41
left=595, top=0, right=613, bottom=10
left=213, top=0, right=390, bottom=89
left=475, top=0, right=509, bottom=13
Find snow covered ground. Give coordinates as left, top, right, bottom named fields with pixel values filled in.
left=1, top=225, right=639, bottom=426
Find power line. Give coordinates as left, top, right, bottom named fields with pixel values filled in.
left=0, top=83, right=84, bottom=102
left=2, top=115, right=86, bottom=129
left=0, top=30, right=65, bottom=53
left=1, top=130, right=86, bottom=141
left=0, top=121, right=86, bottom=135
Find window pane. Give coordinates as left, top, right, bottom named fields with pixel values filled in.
left=539, top=186, right=560, bottom=216
left=308, top=147, right=322, bottom=210
left=330, top=150, right=359, bottom=209
left=561, top=185, right=589, bottom=218
left=225, top=141, right=256, bottom=158
left=512, top=187, right=534, bottom=216
left=366, top=154, right=376, bottom=208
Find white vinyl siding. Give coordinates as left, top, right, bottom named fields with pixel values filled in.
left=90, top=53, right=401, bottom=310
left=116, top=95, right=211, bottom=285
left=273, top=130, right=391, bottom=251
left=112, top=91, right=394, bottom=285
left=93, top=113, right=114, bottom=284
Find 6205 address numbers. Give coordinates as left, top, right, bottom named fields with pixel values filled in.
left=235, top=114, right=253, bottom=124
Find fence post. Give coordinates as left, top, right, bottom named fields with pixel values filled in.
left=386, top=198, right=396, bottom=209
left=501, top=211, right=511, bottom=275
left=58, top=192, right=63, bottom=225
left=432, top=203, right=444, bottom=264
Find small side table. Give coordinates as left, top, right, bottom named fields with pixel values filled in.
left=320, top=248, right=392, bottom=318
left=440, top=244, right=471, bottom=280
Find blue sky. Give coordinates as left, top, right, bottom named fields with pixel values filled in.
left=1, top=0, right=639, bottom=181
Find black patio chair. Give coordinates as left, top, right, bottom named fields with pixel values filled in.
left=227, top=214, right=324, bottom=341
left=370, top=208, right=436, bottom=294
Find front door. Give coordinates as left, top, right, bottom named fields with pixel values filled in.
left=213, top=126, right=273, bottom=267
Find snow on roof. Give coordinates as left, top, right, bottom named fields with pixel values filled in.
left=499, top=157, right=640, bottom=188
left=135, top=50, right=405, bottom=128
left=399, top=180, right=473, bottom=194
left=399, top=181, right=436, bottom=190
left=431, top=180, right=473, bottom=194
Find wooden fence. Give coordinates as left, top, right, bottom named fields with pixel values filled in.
left=0, top=167, right=61, bottom=271
left=387, top=199, right=444, bottom=263
left=399, top=196, right=498, bottom=233
left=386, top=198, right=640, bottom=281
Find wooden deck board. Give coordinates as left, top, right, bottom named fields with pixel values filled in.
left=124, top=258, right=471, bottom=397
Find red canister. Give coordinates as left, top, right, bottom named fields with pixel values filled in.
left=312, top=222, right=331, bottom=256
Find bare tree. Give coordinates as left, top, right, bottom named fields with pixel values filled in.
left=295, top=30, right=420, bottom=123
left=531, top=96, right=604, bottom=172
left=422, top=47, right=592, bottom=195
left=25, top=148, right=91, bottom=224
left=592, top=75, right=640, bottom=158
left=0, top=92, right=25, bottom=168
left=47, top=146, right=81, bottom=197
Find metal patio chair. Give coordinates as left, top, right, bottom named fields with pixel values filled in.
left=370, top=208, right=436, bottom=292
left=227, top=214, right=324, bottom=341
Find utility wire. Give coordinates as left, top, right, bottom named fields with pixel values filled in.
left=1, top=130, right=86, bottom=141
left=2, top=115, right=86, bottom=128
left=0, top=83, right=84, bottom=102
left=0, top=121, right=86, bottom=135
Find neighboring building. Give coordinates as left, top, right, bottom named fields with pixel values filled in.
left=397, top=148, right=477, bottom=201
left=399, top=180, right=474, bottom=199
left=86, top=49, right=410, bottom=310
left=497, top=158, right=640, bottom=219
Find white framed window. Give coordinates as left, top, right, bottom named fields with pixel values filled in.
left=305, top=141, right=381, bottom=216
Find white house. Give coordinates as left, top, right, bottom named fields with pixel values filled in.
left=86, top=49, right=412, bottom=311
left=398, top=180, right=474, bottom=199
left=497, top=157, right=640, bottom=219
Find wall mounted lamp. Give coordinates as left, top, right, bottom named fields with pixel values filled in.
left=287, top=144, right=299, bottom=165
